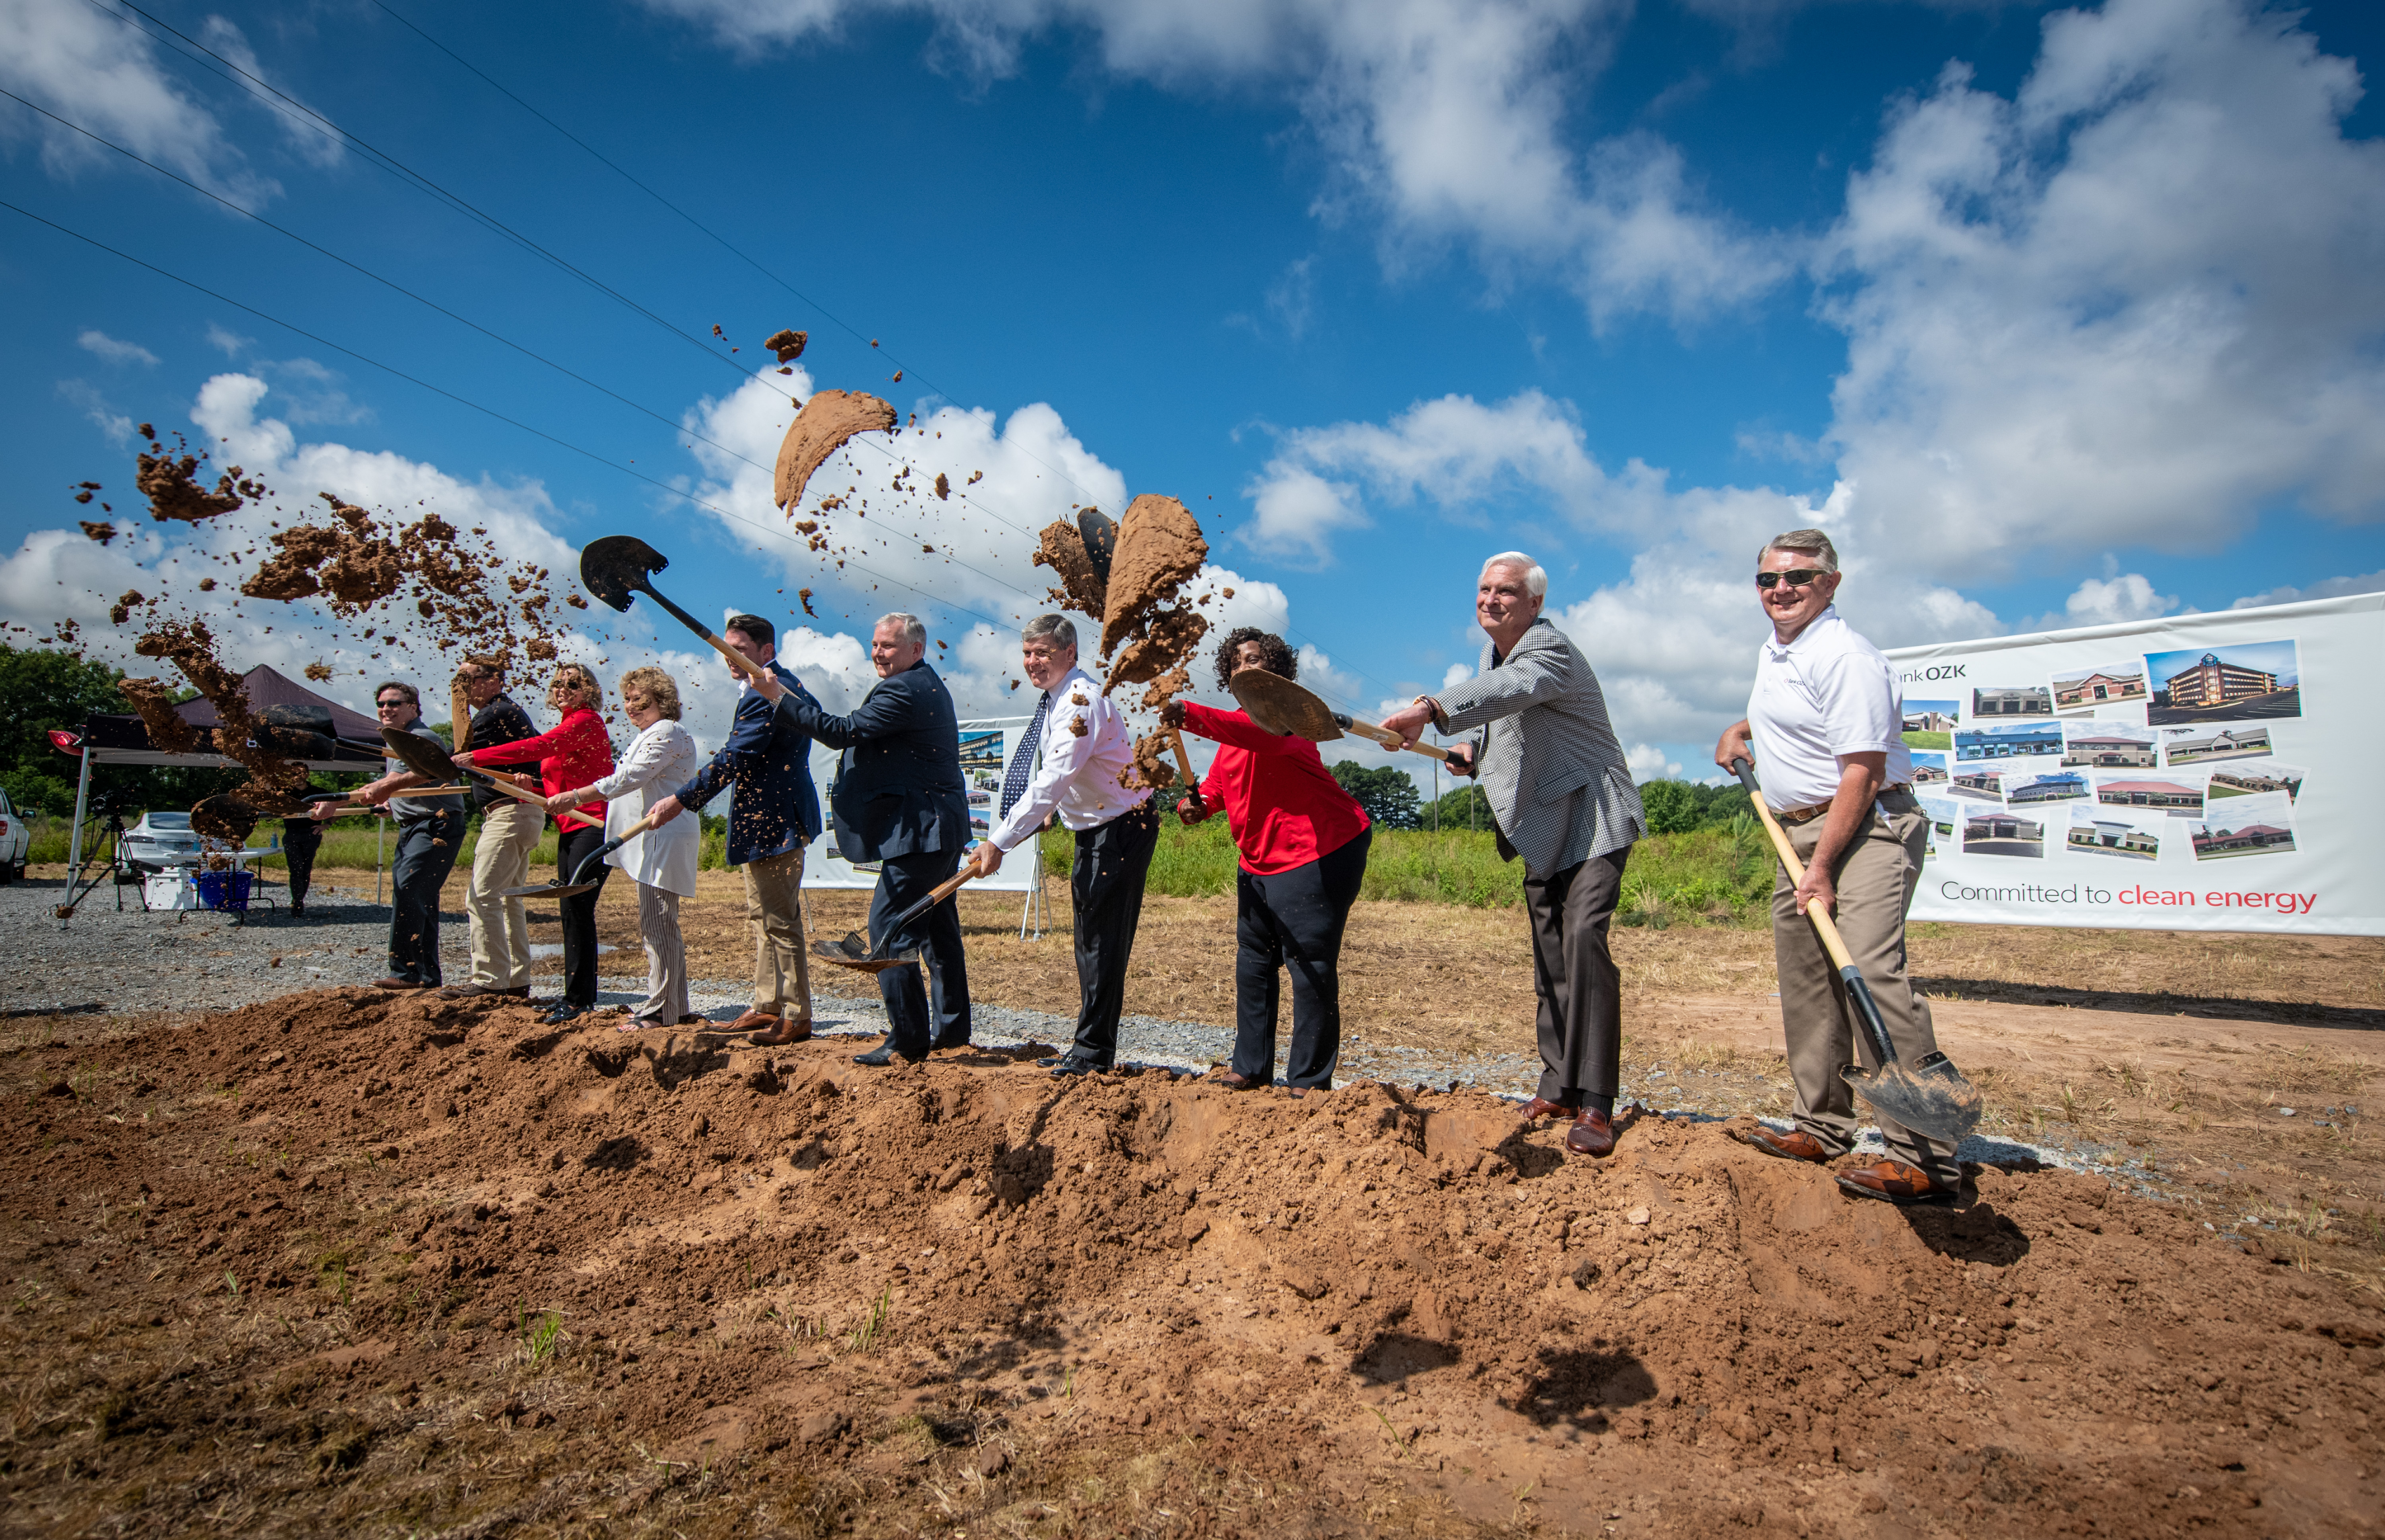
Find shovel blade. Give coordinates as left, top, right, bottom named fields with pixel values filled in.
left=499, top=880, right=599, bottom=900
left=380, top=724, right=458, bottom=782
left=1076, top=508, right=1117, bottom=582
left=809, top=937, right=919, bottom=975
left=190, top=795, right=259, bottom=844
left=1844, top=1054, right=1984, bottom=1144
left=1228, top=668, right=1344, bottom=743
left=580, top=535, right=667, bottom=614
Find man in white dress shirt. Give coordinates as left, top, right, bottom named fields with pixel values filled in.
left=968, top=614, right=1156, bottom=1077
left=1713, top=529, right=1958, bottom=1205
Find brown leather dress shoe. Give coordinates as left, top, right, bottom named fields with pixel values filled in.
left=747, top=1019, right=813, bottom=1046
left=1213, top=1069, right=1264, bottom=1090
left=1729, top=1123, right=1831, bottom=1164
left=439, top=982, right=530, bottom=1000
left=1519, top=1096, right=1574, bottom=1121
left=1564, top=1109, right=1616, bottom=1156
left=1835, top=1159, right=1957, bottom=1206
left=727, top=1008, right=781, bottom=1034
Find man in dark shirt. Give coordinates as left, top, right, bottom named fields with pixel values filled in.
left=278, top=812, right=320, bottom=918
left=322, top=681, right=464, bottom=989
left=442, top=657, right=545, bottom=1000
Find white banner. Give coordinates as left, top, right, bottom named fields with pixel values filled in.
left=801, top=717, right=1037, bottom=892
left=1886, top=592, right=2381, bottom=936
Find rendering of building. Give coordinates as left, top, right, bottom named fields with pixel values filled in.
left=2053, top=670, right=2147, bottom=709
left=1973, top=686, right=2053, bottom=717
left=1902, top=709, right=1956, bottom=732
left=2162, top=652, right=2280, bottom=710
left=1965, top=812, right=2042, bottom=841
left=1952, top=769, right=2003, bottom=795
left=1953, top=723, right=2063, bottom=759
left=2165, top=726, right=2273, bottom=763
left=2097, top=779, right=2205, bottom=812
left=2062, top=734, right=2156, bottom=768
left=1912, top=761, right=1948, bottom=784
left=2009, top=772, right=2087, bottom=804
left=2069, top=820, right=2159, bottom=858
left=2193, top=821, right=2295, bottom=857
left=2211, top=768, right=2304, bottom=798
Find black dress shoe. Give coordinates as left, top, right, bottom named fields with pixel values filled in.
left=1048, top=1056, right=1108, bottom=1078
left=539, top=1002, right=585, bottom=1025
left=853, top=1044, right=922, bottom=1067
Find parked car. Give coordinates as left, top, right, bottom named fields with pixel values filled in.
left=0, top=788, right=29, bottom=882
left=118, top=810, right=226, bottom=876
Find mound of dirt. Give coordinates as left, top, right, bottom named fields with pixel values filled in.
left=4, top=987, right=2373, bottom=1536
left=1032, top=517, right=1107, bottom=616
left=1097, top=494, right=1206, bottom=660
left=774, top=390, right=897, bottom=511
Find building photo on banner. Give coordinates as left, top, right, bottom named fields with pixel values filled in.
left=1887, top=592, right=2375, bottom=935
left=799, top=719, right=1038, bottom=899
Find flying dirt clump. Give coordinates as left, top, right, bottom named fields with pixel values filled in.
left=126, top=619, right=309, bottom=812
left=135, top=430, right=263, bottom=524
left=80, top=521, right=116, bottom=545
left=773, top=390, right=897, bottom=512
left=1099, top=496, right=1207, bottom=662
left=1034, top=519, right=1107, bottom=617
left=763, top=329, right=808, bottom=363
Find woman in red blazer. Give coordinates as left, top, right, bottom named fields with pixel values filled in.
left=455, top=662, right=616, bottom=1023
left=1161, top=629, right=1371, bottom=1092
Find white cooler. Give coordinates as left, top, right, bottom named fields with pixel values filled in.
left=144, top=870, right=202, bottom=910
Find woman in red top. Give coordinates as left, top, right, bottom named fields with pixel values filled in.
left=1161, top=629, right=1371, bottom=1092
left=454, top=662, right=616, bottom=1023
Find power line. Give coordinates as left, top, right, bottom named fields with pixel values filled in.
left=0, top=196, right=1032, bottom=636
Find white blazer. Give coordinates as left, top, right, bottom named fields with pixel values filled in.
left=588, top=719, right=701, bottom=898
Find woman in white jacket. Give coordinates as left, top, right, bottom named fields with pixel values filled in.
left=542, top=666, right=701, bottom=1029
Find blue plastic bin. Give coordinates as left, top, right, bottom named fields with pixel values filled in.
left=195, top=870, right=254, bottom=912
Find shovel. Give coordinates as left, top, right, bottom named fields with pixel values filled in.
left=812, top=864, right=982, bottom=973
left=1078, top=507, right=1117, bottom=580
left=498, top=807, right=668, bottom=901
left=189, top=788, right=467, bottom=843
left=1729, top=757, right=1982, bottom=1143
left=1229, top=668, right=1459, bottom=764
left=581, top=535, right=764, bottom=685
left=380, top=726, right=600, bottom=832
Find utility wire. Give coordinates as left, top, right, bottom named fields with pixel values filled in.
left=0, top=196, right=1031, bottom=636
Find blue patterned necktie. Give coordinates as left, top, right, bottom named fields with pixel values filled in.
left=999, top=688, right=1051, bottom=818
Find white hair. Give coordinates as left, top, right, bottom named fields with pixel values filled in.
left=874, top=612, right=926, bottom=647
left=1481, top=552, right=1548, bottom=601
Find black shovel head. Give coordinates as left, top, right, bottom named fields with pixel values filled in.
left=190, top=795, right=260, bottom=844
left=261, top=703, right=335, bottom=735
left=258, top=725, right=338, bottom=759
left=581, top=535, right=667, bottom=614
left=1076, top=508, right=1118, bottom=582
left=809, top=936, right=920, bottom=975
left=380, top=724, right=458, bottom=782
left=1845, top=1052, right=1983, bottom=1144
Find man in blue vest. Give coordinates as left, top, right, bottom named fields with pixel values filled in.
left=646, top=613, right=823, bottom=1046
left=756, top=612, right=971, bottom=1065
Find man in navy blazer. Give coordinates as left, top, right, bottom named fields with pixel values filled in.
left=646, top=613, right=822, bottom=1045
left=758, top=611, right=971, bottom=1065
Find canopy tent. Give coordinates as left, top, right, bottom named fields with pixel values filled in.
left=63, top=664, right=390, bottom=880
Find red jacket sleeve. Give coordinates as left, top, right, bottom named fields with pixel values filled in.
left=1181, top=701, right=1305, bottom=755
left=472, top=719, right=571, bottom=767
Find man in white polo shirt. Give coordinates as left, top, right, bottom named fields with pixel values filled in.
left=968, top=613, right=1157, bottom=1077
left=1713, top=529, right=1958, bottom=1205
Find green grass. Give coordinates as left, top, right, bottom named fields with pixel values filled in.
left=1040, top=812, right=1777, bottom=924
left=1902, top=730, right=1953, bottom=752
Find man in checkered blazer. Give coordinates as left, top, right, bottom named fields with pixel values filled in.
left=1381, top=553, right=1646, bottom=1156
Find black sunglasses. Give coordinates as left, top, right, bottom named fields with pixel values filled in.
left=1754, top=568, right=1828, bottom=590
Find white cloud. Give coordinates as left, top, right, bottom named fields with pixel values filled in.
left=643, top=0, right=1783, bottom=328
left=76, top=329, right=157, bottom=366
left=194, top=15, right=345, bottom=170
left=0, top=0, right=278, bottom=207
left=1624, top=742, right=1679, bottom=781
left=2230, top=570, right=2385, bottom=611
left=53, top=379, right=134, bottom=445
left=2033, top=571, right=2180, bottom=632
left=206, top=323, right=253, bottom=356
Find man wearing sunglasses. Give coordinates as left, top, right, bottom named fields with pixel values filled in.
left=319, top=681, right=465, bottom=990
left=1713, top=530, right=1956, bottom=1206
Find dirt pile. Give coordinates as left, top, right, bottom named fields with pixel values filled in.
left=134, top=427, right=264, bottom=524
left=774, top=389, right=898, bottom=512
left=1089, top=494, right=1211, bottom=785
left=4, top=988, right=2376, bottom=1537
left=1032, top=516, right=1107, bottom=616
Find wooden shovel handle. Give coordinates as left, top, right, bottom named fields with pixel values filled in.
left=1340, top=713, right=1455, bottom=763
left=1167, top=728, right=1202, bottom=802
left=1729, top=759, right=1856, bottom=972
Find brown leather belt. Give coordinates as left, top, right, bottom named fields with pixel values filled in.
left=1771, top=784, right=1915, bottom=826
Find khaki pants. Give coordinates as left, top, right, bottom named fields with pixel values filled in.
left=743, top=844, right=811, bottom=1021
left=1771, top=796, right=1959, bottom=1187
left=636, top=883, right=688, bottom=1024
left=466, top=800, right=544, bottom=989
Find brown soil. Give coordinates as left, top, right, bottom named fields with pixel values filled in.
left=114, top=674, right=200, bottom=755
left=134, top=428, right=261, bottom=523
left=773, top=390, right=897, bottom=511
left=1032, top=517, right=1107, bottom=617
left=764, top=329, right=808, bottom=363
left=1098, top=494, right=1206, bottom=660
left=80, top=520, right=117, bottom=544
left=129, top=618, right=310, bottom=810
left=1110, top=606, right=1211, bottom=693
left=4, top=980, right=2378, bottom=1538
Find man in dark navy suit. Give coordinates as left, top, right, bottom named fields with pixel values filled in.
left=646, top=613, right=823, bottom=1046
left=757, top=612, right=971, bottom=1065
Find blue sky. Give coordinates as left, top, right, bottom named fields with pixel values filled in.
left=4, top=0, right=2381, bottom=783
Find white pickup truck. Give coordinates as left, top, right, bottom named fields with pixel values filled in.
left=0, top=788, right=31, bottom=882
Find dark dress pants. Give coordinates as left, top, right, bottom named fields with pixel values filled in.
left=1522, top=846, right=1631, bottom=1110
left=556, top=823, right=613, bottom=1007
left=1232, top=826, right=1371, bottom=1089
left=1068, top=802, right=1158, bottom=1066
left=389, top=809, right=464, bottom=985
left=279, top=817, right=320, bottom=908
left=872, top=845, right=971, bottom=1058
